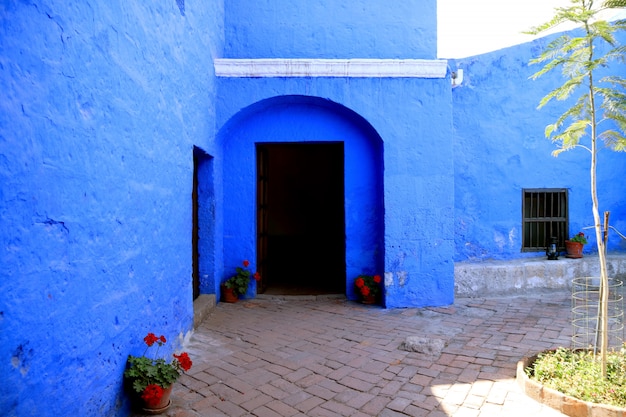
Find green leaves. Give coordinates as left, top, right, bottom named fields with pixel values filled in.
left=528, top=347, right=626, bottom=407
left=224, top=267, right=251, bottom=295
left=224, top=261, right=255, bottom=295
left=124, top=353, right=186, bottom=393
left=529, top=0, right=626, bottom=154
left=529, top=0, right=626, bottom=380
left=604, top=0, right=626, bottom=9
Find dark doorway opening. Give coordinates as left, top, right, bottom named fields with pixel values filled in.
left=257, top=143, right=346, bottom=295
left=193, top=146, right=213, bottom=300
left=192, top=149, right=201, bottom=300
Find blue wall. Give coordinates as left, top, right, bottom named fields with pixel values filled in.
left=2, top=0, right=625, bottom=415
left=0, top=1, right=222, bottom=416
left=215, top=73, right=455, bottom=308
left=218, top=96, right=385, bottom=301
left=215, top=0, right=450, bottom=312
left=453, top=34, right=626, bottom=261
left=224, top=0, right=437, bottom=59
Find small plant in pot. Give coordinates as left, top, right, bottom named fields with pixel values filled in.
left=124, top=332, right=193, bottom=413
left=566, top=232, right=588, bottom=258
left=222, top=259, right=261, bottom=302
left=354, top=274, right=382, bottom=304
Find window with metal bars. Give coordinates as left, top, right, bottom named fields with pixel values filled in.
left=522, top=189, right=568, bottom=252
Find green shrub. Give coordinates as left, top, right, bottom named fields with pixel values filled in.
left=527, top=347, right=626, bottom=407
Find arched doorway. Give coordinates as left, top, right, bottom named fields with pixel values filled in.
left=257, top=142, right=345, bottom=295
left=219, top=95, right=384, bottom=300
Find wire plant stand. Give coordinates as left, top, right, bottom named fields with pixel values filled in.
left=571, top=276, right=624, bottom=352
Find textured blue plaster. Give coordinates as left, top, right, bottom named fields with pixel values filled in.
left=453, top=34, right=626, bottom=261
left=224, top=0, right=437, bottom=59
left=194, top=147, right=216, bottom=295
left=0, top=1, right=221, bottom=416
left=2, top=0, right=625, bottom=416
left=218, top=96, right=385, bottom=301
left=216, top=74, right=455, bottom=308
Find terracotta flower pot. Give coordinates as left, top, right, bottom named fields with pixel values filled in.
left=221, top=284, right=238, bottom=303
left=361, top=294, right=377, bottom=304
left=141, top=384, right=173, bottom=415
left=565, top=240, right=584, bottom=258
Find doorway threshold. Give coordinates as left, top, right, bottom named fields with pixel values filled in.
left=261, top=284, right=345, bottom=296
left=256, top=293, right=346, bottom=301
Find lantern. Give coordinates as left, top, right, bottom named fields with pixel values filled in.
left=546, top=236, right=559, bottom=260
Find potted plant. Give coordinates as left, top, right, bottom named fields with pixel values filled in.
left=565, top=232, right=588, bottom=258
left=221, top=259, right=261, bottom=302
left=354, top=274, right=382, bottom=304
left=124, top=332, right=193, bottom=413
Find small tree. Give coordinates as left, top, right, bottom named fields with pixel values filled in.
left=527, top=0, right=626, bottom=377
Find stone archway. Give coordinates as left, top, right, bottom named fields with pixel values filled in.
left=218, top=95, right=384, bottom=300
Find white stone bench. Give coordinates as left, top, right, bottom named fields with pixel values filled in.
left=454, top=253, right=626, bottom=297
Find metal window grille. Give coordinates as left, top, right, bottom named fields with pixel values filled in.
left=522, top=189, right=568, bottom=252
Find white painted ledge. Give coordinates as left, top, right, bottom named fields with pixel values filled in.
left=214, top=58, right=448, bottom=78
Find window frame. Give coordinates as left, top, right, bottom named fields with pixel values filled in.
left=521, top=188, right=569, bottom=252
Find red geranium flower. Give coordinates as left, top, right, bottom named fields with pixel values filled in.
left=253, top=272, right=261, bottom=281
left=243, top=260, right=250, bottom=267
left=174, top=352, right=193, bottom=371
left=125, top=333, right=193, bottom=405
left=144, top=333, right=158, bottom=347
left=141, top=384, right=164, bottom=407
left=354, top=274, right=382, bottom=302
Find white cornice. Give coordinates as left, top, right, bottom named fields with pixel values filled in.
left=214, top=59, right=448, bottom=78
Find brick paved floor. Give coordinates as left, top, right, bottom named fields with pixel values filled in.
left=146, top=293, right=573, bottom=416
